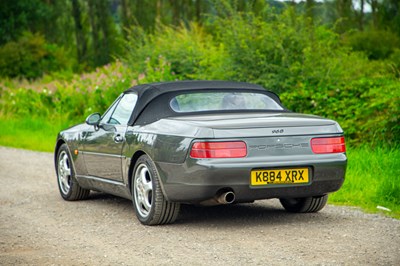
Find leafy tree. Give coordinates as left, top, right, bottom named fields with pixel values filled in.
left=0, top=32, right=73, bottom=79
left=88, top=0, right=121, bottom=67
left=0, top=0, right=48, bottom=45
left=72, top=0, right=88, bottom=65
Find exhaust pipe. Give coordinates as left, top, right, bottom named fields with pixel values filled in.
left=200, top=190, right=236, bottom=206
left=216, top=191, right=236, bottom=204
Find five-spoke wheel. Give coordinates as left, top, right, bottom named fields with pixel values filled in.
left=132, top=155, right=180, bottom=225
left=133, top=163, right=153, bottom=218
left=58, top=150, right=72, bottom=195
left=56, top=144, right=90, bottom=201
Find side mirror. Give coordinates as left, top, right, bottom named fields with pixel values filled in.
left=85, top=113, right=101, bottom=126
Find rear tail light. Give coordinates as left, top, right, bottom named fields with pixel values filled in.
left=311, top=136, right=346, bottom=154
left=190, top=141, right=247, bottom=158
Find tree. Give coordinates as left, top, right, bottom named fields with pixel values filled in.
left=0, top=0, right=48, bottom=45
left=367, top=0, right=379, bottom=28
left=377, top=0, right=400, bottom=36
left=357, top=0, right=365, bottom=30
left=335, top=0, right=355, bottom=33
left=72, top=0, right=87, bottom=64
left=306, top=0, right=316, bottom=24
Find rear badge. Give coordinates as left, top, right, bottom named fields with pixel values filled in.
left=272, top=129, right=284, bottom=134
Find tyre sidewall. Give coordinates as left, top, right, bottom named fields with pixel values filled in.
left=280, top=195, right=328, bottom=213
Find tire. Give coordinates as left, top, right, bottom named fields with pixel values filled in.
left=132, top=155, right=180, bottom=225
left=56, top=144, right=90, bottom=201
left=279, top=195, right=328, bottom=213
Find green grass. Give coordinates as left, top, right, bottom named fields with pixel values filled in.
left=1, top=116, right=399, bottom=218
left=0, top=116, right=76, bottom=152
left=329, top=146, right=400, bottom=219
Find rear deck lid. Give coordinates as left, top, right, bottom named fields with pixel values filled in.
left=171, top=113, right=342, bottom=138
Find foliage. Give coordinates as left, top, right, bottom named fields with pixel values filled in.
left=211, top=8, right=367, bottom=93
left=0, top=0, right=49, bottom=45
left=1, top=4, right=399, bottom=147
left=0, top=61, right=136, bottom=121
left=1, top=0, right=400, bottom=77
left=0, top=32, right=73, bottom=79
left=124, top=23, right=227, bottom=81
left=330, top=146, right=400, bottom=218
left=342, top=29, right=400, bottom=60
left=281, top=77, right=400, bottom=146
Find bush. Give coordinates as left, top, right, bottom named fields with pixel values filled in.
left=0, top=61, right=137, bottom=122
left=281, top=78, right=400, bottom=146
left=388, top=48, right=400, bottom=77
left=124, top=23, right=228, bottom=81
left=342, top=29, right=400, bottom=60
left=0, top=32, right=74, bottom=79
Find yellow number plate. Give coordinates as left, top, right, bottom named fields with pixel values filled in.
left=251, top=168, right=309, bottom=186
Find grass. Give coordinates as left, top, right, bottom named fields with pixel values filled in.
left=329, top=146, right=400, bottom=219
left=0, top=116, right=76, bottom=152
left=1, top=116, right=399, bottom=218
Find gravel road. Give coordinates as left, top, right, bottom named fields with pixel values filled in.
left=0, top=146, right=399, bottom=265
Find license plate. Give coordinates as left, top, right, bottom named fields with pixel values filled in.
left=250, top=168, right=309, bottom=186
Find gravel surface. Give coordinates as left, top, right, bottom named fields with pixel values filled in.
left=0, top=146, right=399, bottom=265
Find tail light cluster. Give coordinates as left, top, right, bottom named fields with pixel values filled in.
left=189, top=137, right=345, bottom=158
left=190, top=141, right=247, bottom=158
left=311, top=136, right=346, bottom=154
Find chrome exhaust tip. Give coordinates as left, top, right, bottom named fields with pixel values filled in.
left=199, top=190, right=236, bottom=206
left=216, top=191, right=235, bottom=204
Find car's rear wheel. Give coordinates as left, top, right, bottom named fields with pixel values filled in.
left=56, top=144, right=90, bottom=200
left=279, top=195, right=328, bottom=213
left=132, top=155, right=180, bottom=225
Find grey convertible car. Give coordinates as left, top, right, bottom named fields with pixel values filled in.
left=55, top=81, right=347, bottom=225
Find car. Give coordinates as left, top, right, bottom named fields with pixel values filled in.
left=55, top=80, right=347, bottom=225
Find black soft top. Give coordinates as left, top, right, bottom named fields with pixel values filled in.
left=124, top=80, right=282, bottom=125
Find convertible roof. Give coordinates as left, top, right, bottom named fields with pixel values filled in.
left=124, top=80, right=282, bottom=125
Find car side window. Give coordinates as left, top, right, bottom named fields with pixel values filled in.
left=108, top=93, right=138, bottom=125
left=100, top=95, right=122, bottom=125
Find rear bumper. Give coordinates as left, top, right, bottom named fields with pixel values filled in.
left=155, top=154, right=347, bottom=203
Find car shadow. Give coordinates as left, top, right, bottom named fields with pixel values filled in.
left=175, top=203, right=331, bottom=227
left=83, top=192, right=335, bottom=228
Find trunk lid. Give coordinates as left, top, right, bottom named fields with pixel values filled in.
left=170, top=112, right=343, bottom=138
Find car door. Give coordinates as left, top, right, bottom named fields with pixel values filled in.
left=82, top=93, right=138, bottom=181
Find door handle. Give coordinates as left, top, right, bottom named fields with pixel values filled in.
left=114, top=134, right=124, bottom=143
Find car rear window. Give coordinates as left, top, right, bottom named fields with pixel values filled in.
left=170, top=91, right=283, bottom=113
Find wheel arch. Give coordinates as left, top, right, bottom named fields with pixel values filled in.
left=128, top=150, right=146, bottom=195
left=54, top=139, right=66, bottom=172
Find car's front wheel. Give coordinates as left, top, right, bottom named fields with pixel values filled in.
left=279, top=195, right=328, bottom=213
left=132, top=155, right=180, bottom=225
left=56, top=144, right=90, bottom=200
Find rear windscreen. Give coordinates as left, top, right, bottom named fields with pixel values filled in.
left=170, top=92, right=283, bottom=113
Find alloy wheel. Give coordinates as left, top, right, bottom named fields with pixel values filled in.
left=133, top=163, right=153, bottom=218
